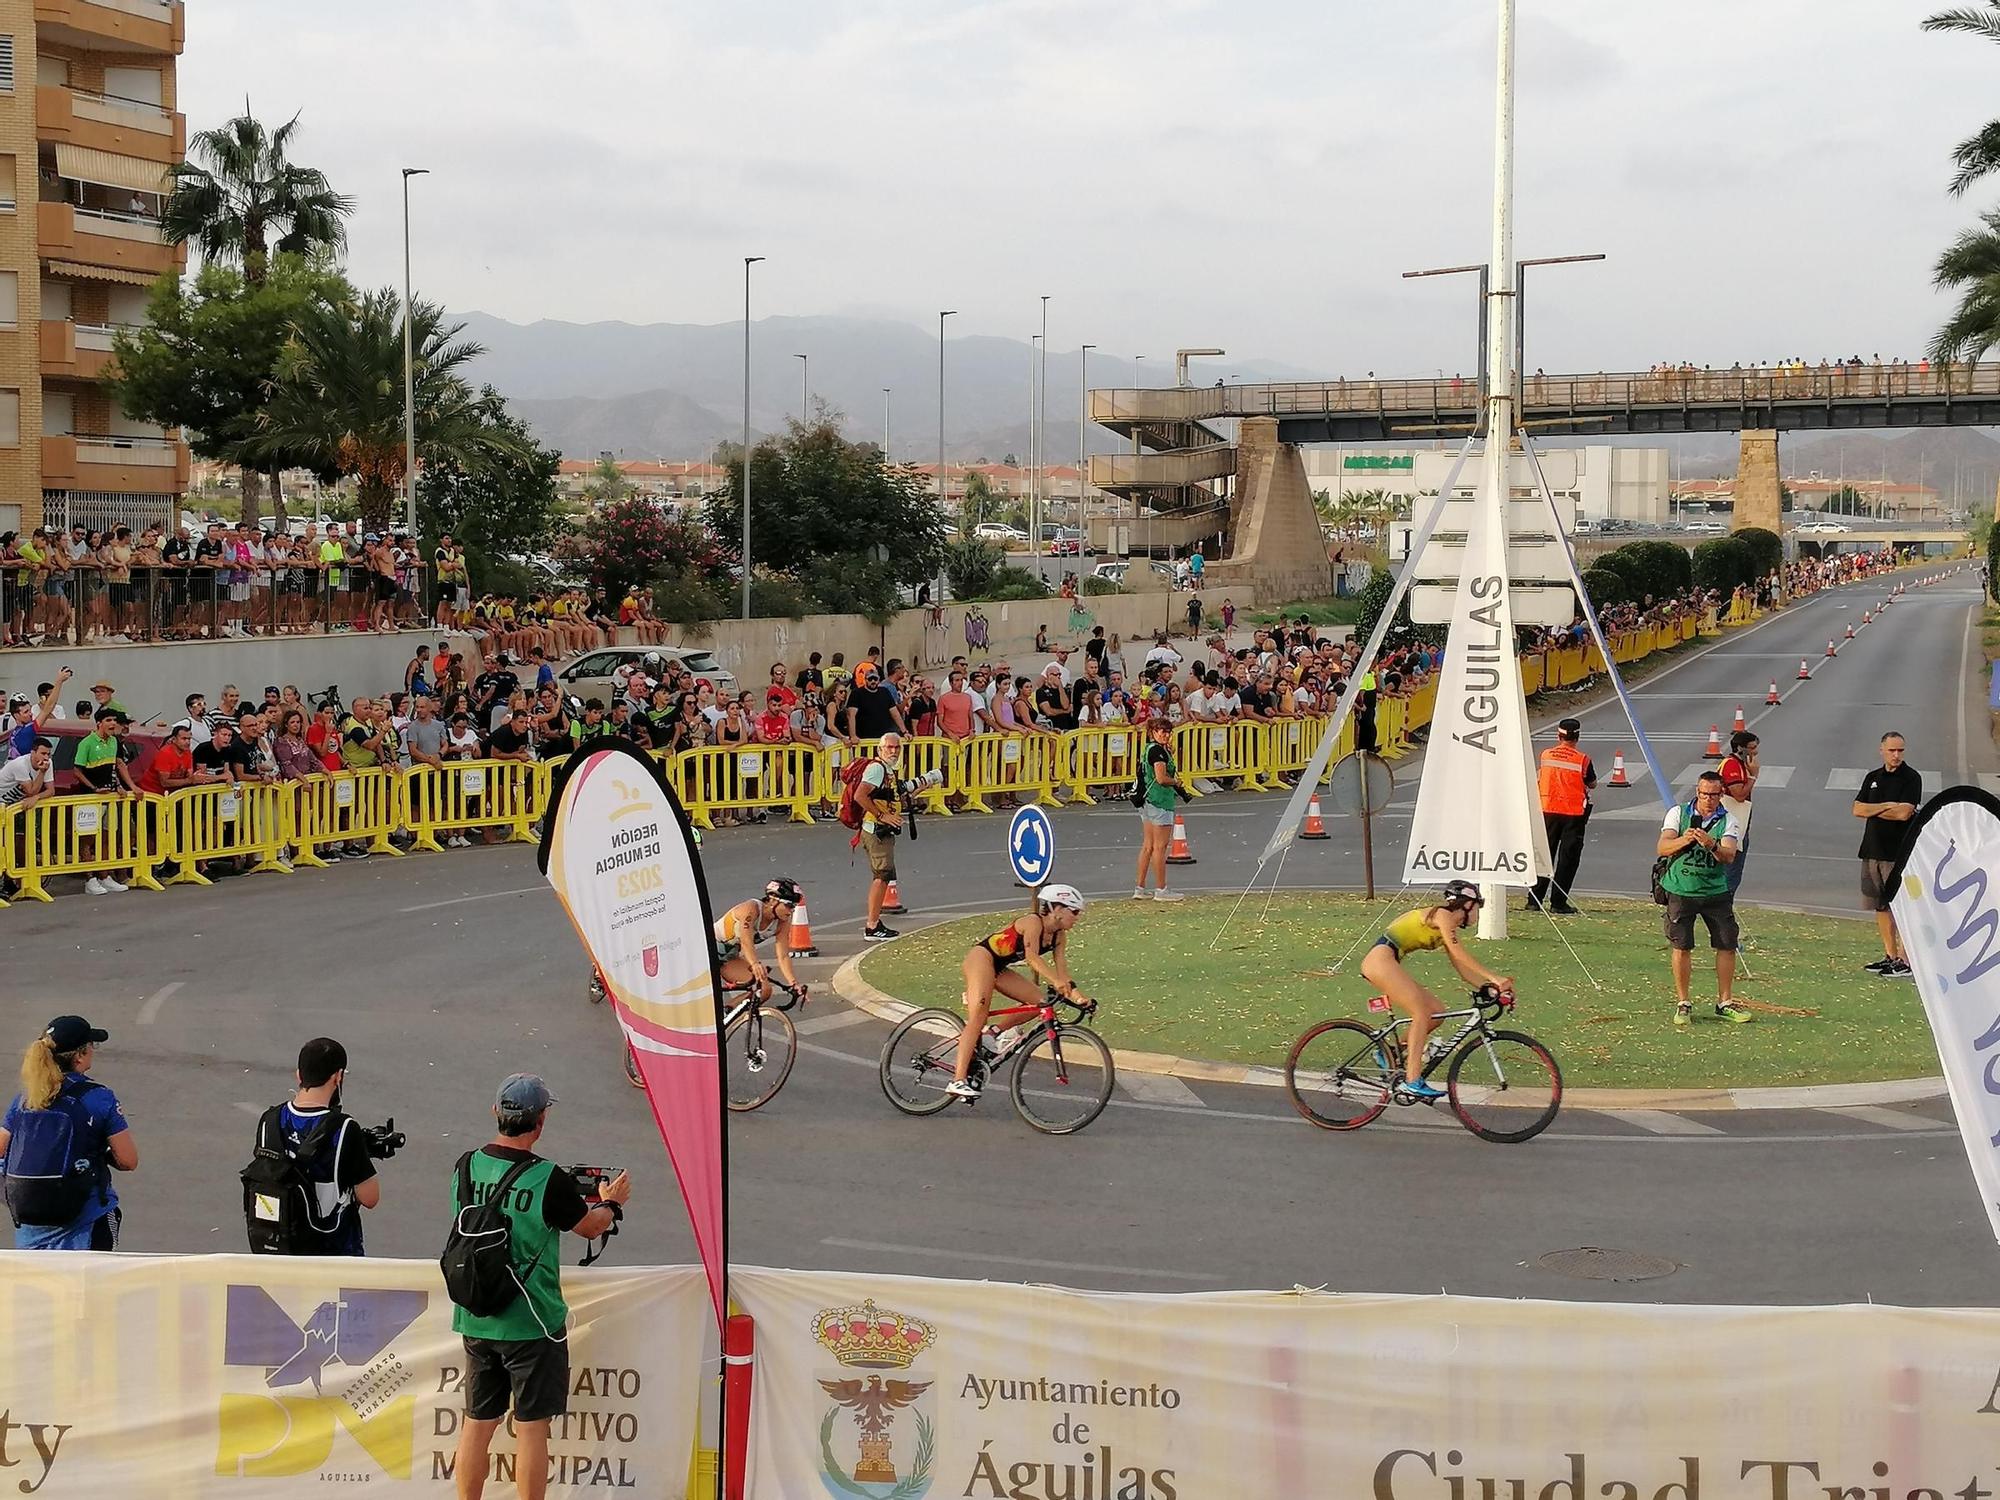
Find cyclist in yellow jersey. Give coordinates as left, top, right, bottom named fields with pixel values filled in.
left=1360, top=879, right=1512, bottom=1102
left=947, top=883, right=1090, bottom=1100
left=710, top=877, right=804, bottom=1000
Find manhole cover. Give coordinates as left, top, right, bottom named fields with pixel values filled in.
left=1536, top=1247, right=1680, bottom=1282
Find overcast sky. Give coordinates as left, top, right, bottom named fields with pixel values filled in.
left=181, top=1, right=1993, bottom=379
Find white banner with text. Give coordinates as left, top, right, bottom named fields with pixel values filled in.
left=735, top=1267, right=2000, bottom=1500
left=0, top=1252, right=707, bottom=1498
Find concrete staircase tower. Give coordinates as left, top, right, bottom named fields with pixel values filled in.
left=1732, top=429, right=1782, bottom=535
left=1203, top=417, right=1334, bottom=601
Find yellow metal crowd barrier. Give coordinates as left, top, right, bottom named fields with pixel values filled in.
left=291, top=769, right=405, bottom=866
left=677, top=743, right=822, bottom=828
left=1174, top=720, right=1271, bottom=791
left=403, top=759, right=543, bottom=850
left=960, top=730, right=1065, bottom=811
left=1064, top=724, right=1142, bottom=804
left=160, top=781, right=292, bottom=885
left=1, top=791, right=164, bottom=902
left=2, top=608, right=1765, bottom=904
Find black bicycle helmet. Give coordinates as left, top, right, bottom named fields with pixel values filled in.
left=1441, top=879, right=1483, bottom=909
left=765, top=876, right=803, bottom=905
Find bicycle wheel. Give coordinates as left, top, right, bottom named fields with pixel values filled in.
left=622, top=1039, right=643, bottom=1089
left=1008, top=1025, right=1116, bottom=1135
left=1284, top=1019, right=1399, bottom=1131
left=879, top=1008, right=969, bottom=1117
left=1445, top=1028, right=1563, bottom=1144
left=588, top=973, right=606, bottom=1005
left=726, top=1005, right=798, bottom=1112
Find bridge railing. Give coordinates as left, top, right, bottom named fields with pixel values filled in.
left=1090, top=361, right=2000, bottom=426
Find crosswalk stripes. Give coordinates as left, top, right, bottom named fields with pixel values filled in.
left=1601, top=1109, right=1728, bottom=1136
left=1825, top=769, right=1943, bottom=792
left=794, top=1008, right=875, bottom=1036
left=1825, top=1105, right=1938, bottom=1132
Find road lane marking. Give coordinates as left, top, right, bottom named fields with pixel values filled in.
left=400, top=885, right=547, bottom=913
left=1117, top=1072, right=1205, bottom=1107
left=137, top=981, right=184, bottom=1026
left=1827, top=1105, right=1939, bottom=1132
left=1602, top=1109, right=1726, bottom=1136
left=821, top=1237, right=1225, bottom=1284
left=794, top=1008, right=874, bottom=1036
left=1958, top=603, right=1972, bottom=787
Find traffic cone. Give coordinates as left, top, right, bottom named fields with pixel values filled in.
left=1703, top=724, right=1723, bottom=758
left=1798, top=658, right=1811, bottom=679
left=883, top=878, right=908, bottom=916
left=1731, top=705, right=1746, bottom=735
left=1607, top=750, right=1631, bottom=787
left=788, top=897, right=819, bottom=957
left=1826, top=639, right=1838, bottom=657
left=1166, top=814, right=1197, bottom=865
left=1765, top=681, right=1780, bottom=705
left=1844, top=623, right=1854, bottom=640
left=1862, top=610, right=1871, bottom=624
left=1301, top=795, right=1329, bottom=839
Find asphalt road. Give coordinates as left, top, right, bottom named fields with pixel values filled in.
left=9, top=563, right=1994, bottom=1306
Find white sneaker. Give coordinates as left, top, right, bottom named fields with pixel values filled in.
left=1133, top=886, right=1150, bottom=899
left=1153, top=889, right=1186, bottom=902
left=944, top=1079, right=982, bottom=1101
left=85, top=877, right=109, bottom=895
left=99, top=875, right=128, bottom=893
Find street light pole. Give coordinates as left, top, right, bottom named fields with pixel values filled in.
left=795, top=353, right=809, bottom=423
left=1079, top=343, right=1095, bottom=553
left=1029, top=334, right=1042, bottom=562
left=400, top=167, right=428, bottom=537
left=881, top=388, right=891, bottom=462
left=938, top=310, right=956, bottom=527
left=1037, top=294, right=1049, bottom=556
left=742, top=256, right=764, bottom=620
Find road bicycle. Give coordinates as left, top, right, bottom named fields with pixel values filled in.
left=595, top=968, right=807, bottom=1111
left=1283, top=984, right=1562, bottom=1144
left=878, top=987, right=1115, bottom=1134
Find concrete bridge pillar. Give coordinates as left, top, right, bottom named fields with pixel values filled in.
left=1732, top=429, right=1782, bottom=535
left=1205, top=416, right=1334, bottom=602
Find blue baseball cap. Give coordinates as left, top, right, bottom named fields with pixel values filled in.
left=495, top=1073, right=556, bottom=1113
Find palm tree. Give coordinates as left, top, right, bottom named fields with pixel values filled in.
left=1929, top=207, right=2000, bottom=364
left=253, top=287, right=532, bottom=535
left=1924, top=5, right=2000, bottom=195
left=163, top=110, right=353, bottom=284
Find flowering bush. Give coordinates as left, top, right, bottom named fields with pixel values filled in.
left=557, top=497, right=726, bottom=600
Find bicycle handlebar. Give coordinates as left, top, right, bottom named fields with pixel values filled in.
left=1045, top=988, right=1097, bottom=1020
left=1472, top=983, right=1516, bottom=1017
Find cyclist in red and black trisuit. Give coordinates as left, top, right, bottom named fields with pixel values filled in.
left=948, top=884, right=1089, bottom=1100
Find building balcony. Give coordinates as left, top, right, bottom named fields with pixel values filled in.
left=40, top=318, right=136, bottom=380
left=42, top=431, right=189, bottom=494
left=37, top=85, right=184, bottom=164
left=33, top=0, right=184, bottom=56
left=37, top=200, right=182, bottom=279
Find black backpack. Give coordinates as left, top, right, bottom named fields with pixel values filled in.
left=241, top=1105, right=343, bottom=1254
left=2, top=1078, right=107, bottom=1228
left=441, top=1151, right=538, bottom=1317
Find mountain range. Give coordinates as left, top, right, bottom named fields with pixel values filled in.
left=458, top=310, right=2000, bottom=502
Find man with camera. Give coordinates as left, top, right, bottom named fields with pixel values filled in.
left=845, top=732, right=941, bottom=943
left=241, top=1038, right=392, bottom=1256
left=447, top=1074, right=630, bottom=1500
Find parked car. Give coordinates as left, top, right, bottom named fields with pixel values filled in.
left=1685, top=521, right=1727, bottom=535
left=974, top=524, right=1027, bottom=546
left=39, top=721, right=169, bottom=795
left=1048, top=528, right=1083, bottom=557
left=559, top=646, right=738, bottom=702
left=1798, top=521, right=1853, bottom=534
left=1090, top=559, right=1175, bottom=586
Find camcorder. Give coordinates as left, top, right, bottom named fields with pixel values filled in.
left=569, top=1165, right=624, bottom=1265
left=360, top=1119, right=406, bottom=1160
left=894, top=768, right=945, bottom=841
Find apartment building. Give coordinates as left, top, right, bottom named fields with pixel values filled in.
left=0, top=0, right=187, bottom=538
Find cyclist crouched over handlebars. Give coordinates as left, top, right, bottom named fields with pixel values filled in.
left=948, top=884, right=1090, bottom=1101
left=1358, top=880, right=1512, bottom=1103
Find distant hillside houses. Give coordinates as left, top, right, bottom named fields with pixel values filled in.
left=557, top=459, right=727, bottom=503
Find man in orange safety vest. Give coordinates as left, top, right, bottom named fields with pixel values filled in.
left=1528, top=716, right=1596, bottom=915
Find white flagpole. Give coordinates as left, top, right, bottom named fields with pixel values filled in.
left=1477, top=0, right=1520, bottom=940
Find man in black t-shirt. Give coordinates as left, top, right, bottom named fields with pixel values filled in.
left=473, top=663, right=520, bottom=731
left=845, top=664, right=905, bottom=741
left=1084, top=626, right=1108, bottom=674
left=1854, top=731, right=1923, bottom=977
left=1034, top=667, right=1075, bottom=731
left=193, top=721, right=251, bottom=782
left=255, top=1037, right=380, bottom=1256
left=487, top=709, right=534, bottom=762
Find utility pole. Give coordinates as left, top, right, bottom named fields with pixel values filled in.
left=741, top=256, right=764, bottom=620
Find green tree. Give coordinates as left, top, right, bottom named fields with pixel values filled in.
left=1353, top=565, right=1444, bottom=648
left=415, top=391, right=562, bottom=577
left=106, top=256, right=343, bottom=525
left=1734, top=525, right=1783, bottom=578
left=942, top=538, right=1004, bottom=599
left=1929, top=208, right=2000, bottom=365
left=1691, top=535, right=1756, bottom=593
left=1580, top=566, right=1632, bottom=609
left=1608, top=538, right=1694, bottom=599
left=254, top=287, right=529, bottom=536
left=962, top=470, right=1001, bottom=530
left=582, top=456, right=629, bottom=507
left=704, top=415, right=948, bottom=606
left=557, top=494, right=722, bottom=603
left=1923, top=5, right=2000, bottom=195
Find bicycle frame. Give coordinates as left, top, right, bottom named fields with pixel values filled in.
left=1356, top=992, right=1516, bottom=1080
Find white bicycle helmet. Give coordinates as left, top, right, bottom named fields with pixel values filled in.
left=1039, top=883, right=1086, bottom=914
